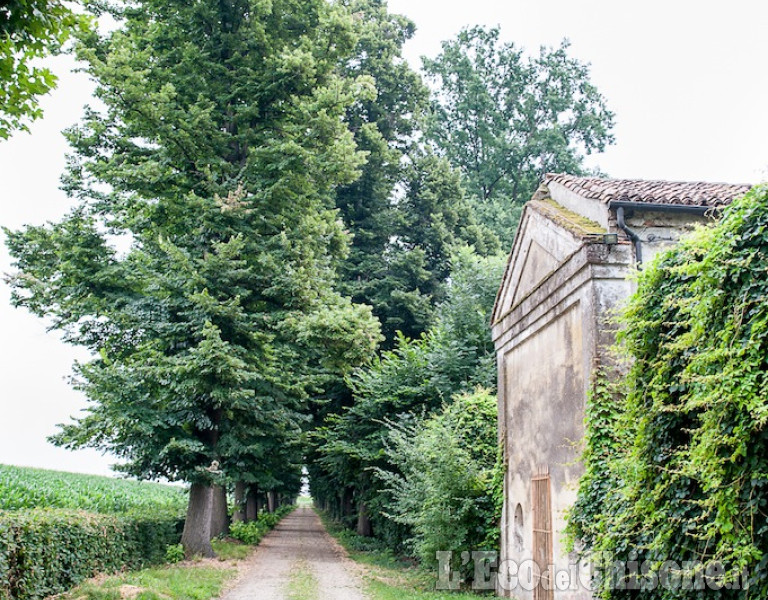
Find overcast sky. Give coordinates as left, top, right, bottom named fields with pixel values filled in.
left=1, top=0, right=766, bottom=477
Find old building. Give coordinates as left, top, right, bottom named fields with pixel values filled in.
left=491, top=174, right=751, bottom=600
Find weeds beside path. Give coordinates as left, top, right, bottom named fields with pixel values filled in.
left=320, top=512, right=502, bottom=600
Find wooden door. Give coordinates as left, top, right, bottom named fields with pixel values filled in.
left=532, top=469, right=553, bottom=600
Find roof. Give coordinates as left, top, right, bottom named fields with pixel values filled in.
left=544, top=173, right=751, bottom=208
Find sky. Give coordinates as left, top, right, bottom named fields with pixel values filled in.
left=1, top=1, right=767, bottom=477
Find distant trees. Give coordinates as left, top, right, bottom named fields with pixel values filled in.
left=0, top=0, right=87, bottom=138
left=423, top=25, right=615, bottom=246
left=334, top=2, right=499, bottom=349
left=307, top=248, right=505, bottom=547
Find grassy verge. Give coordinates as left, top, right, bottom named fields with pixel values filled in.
left=58, top=539, right=252, bottom=600
left=58, top=564, right=236, bottom=600
left=318, top=511, right=498, bottom=600
left=211, top=538, right=252, bottom=561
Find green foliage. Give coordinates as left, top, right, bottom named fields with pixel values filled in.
left=331, top=3, right=499, bottom=350
left=58, top=564, right=235, bottom=600
left=228, top=521, right=266, bottom=546
left=0, top=464, right=186, bottom=516
left=423, top=25, right=614, bottom=246
left=0, top=0, right=88, bottom=139
left=228, top=506, right=295, bottom=546
left=165, top=544, right=185, bottom=564
left=569, top=184, right=768, bottom=598
left=376, top=389, right=501, bottom=575
left=0, top=509, right=181, bottom=600
left=308, top=248, right=505, bottom=549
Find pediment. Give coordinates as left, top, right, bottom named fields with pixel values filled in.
left=492, top=201, right=591, bottom=324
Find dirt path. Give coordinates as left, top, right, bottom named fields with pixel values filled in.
left=219, top=507, right=368, bottom=600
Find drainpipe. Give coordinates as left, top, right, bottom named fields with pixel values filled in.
left=610, top=201, right=717, bottom=268
left=616, top=206, right=643, bottom=266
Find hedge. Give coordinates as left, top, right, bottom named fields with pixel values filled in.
left=0, top=509, right=182, bottom=600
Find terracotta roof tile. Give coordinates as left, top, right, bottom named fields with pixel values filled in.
left=545, top=173, right=751, bottom=207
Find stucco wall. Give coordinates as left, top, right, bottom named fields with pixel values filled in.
left=493, top=202, right=633, bottom=599
left=611, top=209, right=714, bottom=265
left=501, top=301, right=586, bottom=600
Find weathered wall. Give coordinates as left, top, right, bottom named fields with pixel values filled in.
left=501, top=301, right=585, bottom=599
left=493, top=200, right=633, bottom=599
left=611, top=209, right=714, bottom=265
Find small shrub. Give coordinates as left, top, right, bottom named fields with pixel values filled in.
left=228, top=521, right=266, bottom=546
left=228, top=505, right=295, bottom=546
left=164, top=544, right=185, bottom=564
left=376, top=388, right=501, bottom=579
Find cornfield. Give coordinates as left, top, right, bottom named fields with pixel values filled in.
left=0, top=464, right=187, bottom=516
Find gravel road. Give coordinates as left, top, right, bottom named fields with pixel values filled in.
left=219, top=507, right=367, bottom=600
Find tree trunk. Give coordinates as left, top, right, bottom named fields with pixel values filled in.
left=246, top=486, right=258, bottom=522
left=342, top=488, right=354, bottom=518
left=181, top=483, right=215, bottom=558
left=232, top=481, right=246, bottom=523
left=267, top=490, right=277, bottom=513
left=356, top=502, right=373, bottom=537
left=210, top=484, right=229, bottom=538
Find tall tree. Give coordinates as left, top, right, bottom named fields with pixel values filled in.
left=5, top=0, right=380, bottom=556
left=0, top=0, right=87, bottom=139
left=333, top=1, right=498, bottom=349
left=423, top=25, right=615, bottom=246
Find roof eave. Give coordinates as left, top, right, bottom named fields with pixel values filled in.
left=608, top=200, right=720, bottom=215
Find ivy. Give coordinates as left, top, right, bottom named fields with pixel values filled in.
left=569, top=184, right=768, bottom=599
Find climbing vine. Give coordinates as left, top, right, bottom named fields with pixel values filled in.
left=569, top=184, right=768, bottom=599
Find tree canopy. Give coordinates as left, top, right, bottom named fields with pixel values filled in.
left=423, top=25, right=614, bottom=245
left=0, top=0, right=86, bottom=139
left=333, top=3, right=499, bottom=348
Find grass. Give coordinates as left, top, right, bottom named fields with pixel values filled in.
left=211, top=539, right=252, bottom=561
left=59, top=564, right=235, bottom=600
left=319, top=511, right=500, bottom=600
left=284, top=559, right=319, bottom=600
left=366, top=579, right=495, bottom=600
left=57, top=538, right=253, bottom=600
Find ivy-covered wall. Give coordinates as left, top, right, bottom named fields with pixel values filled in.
left=569, top=184, right=768, bottom=598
